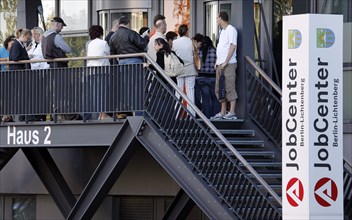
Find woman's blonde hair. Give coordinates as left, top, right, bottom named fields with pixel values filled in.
left=32, top=27, right=44, bottom=36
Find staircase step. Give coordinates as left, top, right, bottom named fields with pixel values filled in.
left=227, top=150, right=275, bottom=159
left=211, top=129, right=255, bottom=137
left=247, top=173, right=282, bottom=179
left=198, top=118, right=244, bottom=129
left=239, top=161, right=282, bottom=168
left=217, top=139, right=264, bottom=147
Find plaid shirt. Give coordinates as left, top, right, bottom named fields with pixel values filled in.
left=198, top=47, right=216, bottom=76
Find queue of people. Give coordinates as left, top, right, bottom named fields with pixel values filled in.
left=0, top=11, right=238, bottom=122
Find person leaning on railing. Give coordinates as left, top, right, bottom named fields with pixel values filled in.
left=85, top=25, right=111, bottom=120
left=0, top=35, right=16, bottom=122
left=8, top=29, right=43, bottom=122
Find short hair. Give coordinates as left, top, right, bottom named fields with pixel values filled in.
left=192, top=33, right=203, bottom=43
left=139, top=27, right=149, bottom=35
left=119, top=16, right=130, bottom=25
left=89, top=25, right=103, bottom=40
left=178, top=24, right=188, bottom=37
left=32, top=27, right=44, bottom=36
left=3, top=35, right=15, bottom=49
left=219, top=11, right=229, bottom=22
left=155, top=20, right=166, bottom=29
left=153, top=14, right=165, bottom=26
left=166, top=31, right=178, bottom=41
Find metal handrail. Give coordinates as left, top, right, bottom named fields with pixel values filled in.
left=144, top=54, right=283, bottom=206
left=0, top=53, right=145, bottom=65
left=245, top=56, right=282, bottom=96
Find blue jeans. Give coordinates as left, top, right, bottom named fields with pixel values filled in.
left=195, top=77, right=220, bottom=118
left=119, top=58, right=143, bottom=65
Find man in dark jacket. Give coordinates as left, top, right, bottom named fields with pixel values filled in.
left=109, top=16, right=149, bottom=64
left=42, top=16, right=71, bottom=68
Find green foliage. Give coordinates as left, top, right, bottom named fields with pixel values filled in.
left=65, top=35, right=89, bottom=67
left=0, top=0, right=17, bottom=44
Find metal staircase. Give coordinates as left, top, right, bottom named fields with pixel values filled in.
left=140, top=66, right=282, bottom=219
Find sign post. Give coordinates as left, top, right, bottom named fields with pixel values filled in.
left=282, top=14, right=343, bottom=219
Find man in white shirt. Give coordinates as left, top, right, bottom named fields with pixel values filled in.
left=147, top=15, right=167, bottom=61
left=211, top=11, right=238, bottom=120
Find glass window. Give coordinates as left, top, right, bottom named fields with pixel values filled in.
left=99, top=11, right=109, bottom=39
left=60, top=0, right=88, bottom=31
left=0, top=0, right=17, bottom=43
left=39, top=0, right=56, bottom=31
left=64, top=35, right=89, bottom=67
left=219, top=3, right=231, bottom=21
left=110, top=11, right=148, bottom=33
left=317, top=0, right=352, bottom=22
left=205, top=2, right=218, bottom=44
left=12, top=197, right=36, bottom=220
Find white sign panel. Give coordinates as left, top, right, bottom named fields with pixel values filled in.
left=282, top=14, right=343, bottom=219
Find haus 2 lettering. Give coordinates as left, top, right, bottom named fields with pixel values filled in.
left=7, top=126, right=52, bottom=145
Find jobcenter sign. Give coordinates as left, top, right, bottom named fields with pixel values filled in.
left=282, top=14, right=343, bottom=219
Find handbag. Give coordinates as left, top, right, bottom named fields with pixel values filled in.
left=218, top=70, right=226, bottom=100
left=164, top=52, right=184, bottom=77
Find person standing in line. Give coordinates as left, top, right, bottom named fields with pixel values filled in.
left=192, top=33, right=204, bottom=111
left=0, top=35, right=15, bottom=71
left=0, top=35, right=15, bottom=122
left=105, top=18, right=119, bottom=44
left=197, top=36, right=220, bottom=118
left=172, top=24, right=198, bottom=116
left=9, top=29, right=32, bottom=70
left=165, top=31, right=178, bottom=48
left=27, top=27, right=49, bottom=69
left=42, top=17, right=78, bottom=120
left=147, top=15, right=167, bottom=61
left=211, top=11, right=238, bottom=120
left=86, top=25, right=111, bottom=120
left=109, top=16, right=149, bottom=64
left=42, top=16, right=71, bottom=68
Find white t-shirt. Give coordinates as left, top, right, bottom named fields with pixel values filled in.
left=87, top=38, right=110, bottom=66
left=216, top=24, right=237, bottom=65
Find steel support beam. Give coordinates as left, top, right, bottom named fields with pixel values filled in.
left=137, top=118, right=237, bottom=220
left=0, top=148, right=19, bottom=171
left=162, top=188, right=195, bottom=220
left=22, top=148, right=76, bottom=218
left=67, top=121, right=139, bottom=220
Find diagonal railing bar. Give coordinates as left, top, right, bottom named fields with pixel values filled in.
left=143, top=56, right=282, bottom=219
left=245, top=56, right=282, bottom=146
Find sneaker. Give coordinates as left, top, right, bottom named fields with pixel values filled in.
left=223, top=112, right=237, bottom=120
left=210, top=112, right=224, bottom=120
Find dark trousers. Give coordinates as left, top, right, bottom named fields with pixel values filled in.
left=195, top=77, right=220, bottom=118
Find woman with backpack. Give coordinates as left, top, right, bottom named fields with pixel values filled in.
left=143, top=37, right=183, bottom=83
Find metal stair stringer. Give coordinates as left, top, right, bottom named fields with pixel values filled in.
left=136, top=117, right=238, bottom=220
